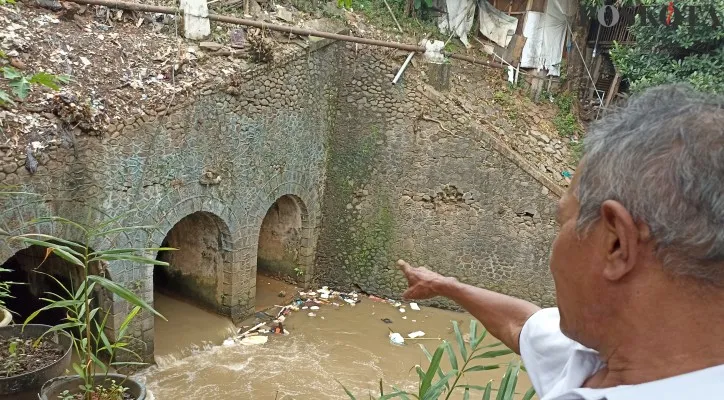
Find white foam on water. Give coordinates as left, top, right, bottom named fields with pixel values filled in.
left=140, top=330, right=413, bottom=399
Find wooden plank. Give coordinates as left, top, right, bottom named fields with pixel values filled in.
left=530, top=0, right=546, bottom=12
left=604, top=72, right=621, bottom=108
left=507, top=34, right=527, bottom=64
left=588, top=55, right=603, bottom=100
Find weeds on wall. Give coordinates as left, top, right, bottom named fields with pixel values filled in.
left=492, top=88, right=525, bottom=128
left=548, top=91, right=584, bottom=164
left=551, top=92, right=580, bottom=138
left=339, top=319, right=537, bottom=400
left=568, top=140, right=584, bottom=165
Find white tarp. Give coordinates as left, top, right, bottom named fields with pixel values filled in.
left=438, top=0, right=476, bottom=48
left=478, top=0, right=518, bottom=48
left=520, top=0, right=575, bottom=76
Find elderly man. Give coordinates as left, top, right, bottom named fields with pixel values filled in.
left=397, top=84, right=724, bottom=399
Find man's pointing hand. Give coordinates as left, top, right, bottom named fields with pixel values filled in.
left=397, top=259, right=454, bottom=300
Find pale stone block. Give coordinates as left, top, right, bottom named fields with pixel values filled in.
left=181, top=0, right=210, bottom=40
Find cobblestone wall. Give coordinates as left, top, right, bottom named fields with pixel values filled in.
left=0, top=37, right=560, bottom=363
left=0, top=40, right=336, bottom=362
left=315, top=44, right=558, bottom=309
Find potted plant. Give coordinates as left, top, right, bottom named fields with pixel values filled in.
left=2, top=267, right=76, bottom=397
left=0, top=266, right=15, bottom=327
left=1, top=322, right=74, bottom=397
left=7, top=214, right=173, bottom=400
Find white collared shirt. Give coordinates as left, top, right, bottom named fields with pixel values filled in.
left=519, top=308, right=724, bottom=400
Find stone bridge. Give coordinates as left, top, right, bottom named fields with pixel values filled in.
left=0, top=37, right=562, bottom=362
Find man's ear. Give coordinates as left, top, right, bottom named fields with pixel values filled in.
left=599, top=200, right=640, bottom=281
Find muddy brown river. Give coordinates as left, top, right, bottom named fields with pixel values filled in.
left=137, top=277, right=534, bottom=400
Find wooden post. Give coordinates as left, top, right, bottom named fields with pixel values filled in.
left=604, top=72, right=621, bottom=108
left=427, top=61, right=451, bottom=91
left=588, top=55, right=603, bottom=101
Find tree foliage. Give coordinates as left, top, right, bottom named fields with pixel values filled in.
left=586, top=0, right=724, bottom=94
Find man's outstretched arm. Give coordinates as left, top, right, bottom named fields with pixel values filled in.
left=397, top=259, right=541, bottom=354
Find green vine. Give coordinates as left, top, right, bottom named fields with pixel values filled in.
left=0, top=65, right=69, bottom=106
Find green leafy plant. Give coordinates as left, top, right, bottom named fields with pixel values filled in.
left=59, top=379, right=129, bottom=400
left=552, top=92, right=581, bottom=138
left=294, top=267, right=305, bottom=277
left=7, top=213, right=174, bottom=400
left=339, top=320, right=537, bottom=399
left=586, top=0, right=724, bottom=94
left=492, top=90, right=513, bottom=107
left=2, top=338, right=24, bottom=377
left=0, top=266, right=22, bottom=312
left=0, top=65, right=70, bottom=106
left=569, top=139, right=584, bottom=164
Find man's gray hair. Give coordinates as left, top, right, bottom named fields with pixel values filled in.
left=576, top=84, right=724, bottom=285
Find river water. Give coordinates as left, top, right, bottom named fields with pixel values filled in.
left=138, top=277, right=534, bottom=400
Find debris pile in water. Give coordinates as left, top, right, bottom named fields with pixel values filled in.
left=225, top=285, right=427, bottom=348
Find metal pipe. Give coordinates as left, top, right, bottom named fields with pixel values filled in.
left=208, top=13, right=425, bottom=52
left=69, top=0, right=506, bottom=69
left=392, top=52, right=415, bottom=84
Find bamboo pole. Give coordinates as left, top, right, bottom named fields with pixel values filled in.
left=382, top=0, right=404, bottom=33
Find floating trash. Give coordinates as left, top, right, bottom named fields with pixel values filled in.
left=318, top=286, right=331, bottom=299
left=240, top=336, right=268, bottom=346
left=389, top=332, right=405, bottom=346
left=408, top=331, right=425, bottom=339
left=410, top=303, right=421, bottom=311
left=399, top=308, right=406, bottom=313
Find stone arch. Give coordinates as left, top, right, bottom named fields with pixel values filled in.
left=239, top=169, right=320, bottom=315
left=154, top=211, right=230, bottom=314
left=238, top=170, right=322, bottom=313
left=0, top=197, right=56, bottom=264
left=0, top=243, right=113, bottom=339
left=144, top=196, right=240, bottom=317
left=256, top=194, right=314, bottom=282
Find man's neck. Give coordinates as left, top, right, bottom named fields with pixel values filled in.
left=588, top=285, right=724, bottom=388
